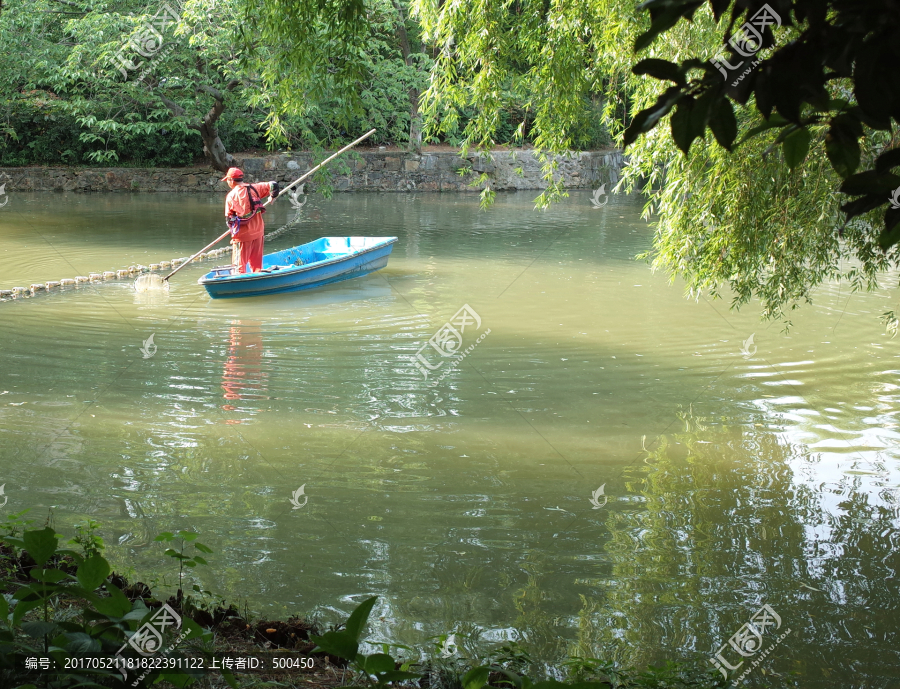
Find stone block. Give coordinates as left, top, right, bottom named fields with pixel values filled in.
left=384, top=157, right=401, bottom=171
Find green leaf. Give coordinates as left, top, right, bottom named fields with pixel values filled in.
left=31, top=568, right=69, bottom=584
left=878, top=208, right=900, bottom=250
left=489, top=667, right=526, bottom=689
left=192, top=556, right=208, bottom=566
left=839, top=171, right=900, bottom=196
left=193, top=543, right=213, bottom=554
left=2, top=536, right=25, bottom=551
left=738, top=113, right=790, bottom=145
left=670, top=97, right=701, bottom=154
left=782, top=128, right=811, bottom=169
left=632, top=58, right=684, bottom=85
left=62, top=631, right=101, bottom=653
left=826, top=114, right=863, bottom=178
left=76, top=555, right=111, bottom=592
left=22, top=621, right=60, bottom=639
left=623, top=86, right=684, bottom=148
left=345, top=596, right=377, bottom=641
left=221, top=667, right=241, bottom=689
left=93, top=583, right=131, bottom=617
left=875, top=147, right=900, bottom=174
left=634, top=6, right=696, bottom=52
left=708, top=98, right=737, bottom=150
left=310, top=630, right=359, bottom=661
left=840, top=193, right=885, bottom=219
left=155, top=532, right=175, bottom=542
left=12, top=599, right=41, bottom=627
left=24, top=527, right=59, bottom=567
left=463, top=666, right=492, bottom=689
left=0, top=595, right=8, bottom=623
left=364, top=653, right=395, bottom=675
left=177, top=531, right=198, bottom=542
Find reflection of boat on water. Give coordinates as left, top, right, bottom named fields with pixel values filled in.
left=199, top=236, right=398, bottom=299
left=222, top=320, right=269, bottom=418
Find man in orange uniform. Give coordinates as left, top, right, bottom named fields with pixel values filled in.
left=222, top=168, right=281, bottom=274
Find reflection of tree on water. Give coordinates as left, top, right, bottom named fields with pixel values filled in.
left=561, top=406, right=899, bottom=687
left=221, top=320, right=269, bottom=420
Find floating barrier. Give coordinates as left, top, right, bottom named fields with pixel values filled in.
left=2, top=211, right=304, bottom=301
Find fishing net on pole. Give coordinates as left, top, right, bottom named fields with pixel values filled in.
left=134, top=273, right=169, bottom=292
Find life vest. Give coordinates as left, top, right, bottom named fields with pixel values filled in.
left=227, top=183, right=266, bottom=233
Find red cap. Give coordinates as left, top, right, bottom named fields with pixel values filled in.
left=221, top=167, right=244, bottom=181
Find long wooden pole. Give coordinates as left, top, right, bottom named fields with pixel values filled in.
left=162, top=128, right=377, bottom=282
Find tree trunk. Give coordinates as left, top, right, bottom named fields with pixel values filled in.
left=158, top=80, right=240, bottom=173
left=196, top=82, right=239, bottom=173
left=391, top=0, right=422, bottom=154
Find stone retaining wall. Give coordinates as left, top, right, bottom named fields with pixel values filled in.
left=0, top=149, right=624, bottom=194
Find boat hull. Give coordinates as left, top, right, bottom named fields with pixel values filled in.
left=198, top=237, right=398, bottom=299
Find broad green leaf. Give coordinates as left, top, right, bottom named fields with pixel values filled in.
left=623, top=86, right=684, bottom=148
left=826, top=132, right=860, bottom=179
left=221, top=667, right=241, bottom=689
left=782, top=128, right=811, bottom=169
left=634, top=7, right=694, bottom=52
left=62, top=631, right=101, bottom=653
left=878, top=208, right=900, bottom=250
left=31, top=568, right=69, bottom=584
left=310, top=630, right=359, bottom=661
left=155, top=532, right=175, bottom=542
left=345, top=596, right=378, bottom=641
left=875, top=147, right=900, bottom=174
left=708, top=98, right=737, bottom=151
left=670, top=97, right=701, bottom=154
left=839, top=171, right=900, bottom=196
left=23, top=527, right=59, bottom=567
left=632, top=58, right=684, bottom=85
left=194, top=543, right=213, bottom=554
left=93, top=583, right=131, bottom=617
left=77, top=555, right=111, bottom=592
left=22, top=621, right=60, bottom=639
left=826, top=114, right=863, bottom=178
left=364, top=653, right=395, bottom=675
left=463, top=666, right=492, bottom=689
left=738, top=113, right=790, bottom=145
left=13, top=599, right=42, bottom=627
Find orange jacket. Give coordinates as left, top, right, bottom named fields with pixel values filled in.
left=225, top=182, right=272, bottom=242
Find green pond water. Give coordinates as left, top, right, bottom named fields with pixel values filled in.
left=0, top=190, right=899, bottom=687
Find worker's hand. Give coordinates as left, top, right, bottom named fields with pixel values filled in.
left=269, top=181, right=281, bottom=199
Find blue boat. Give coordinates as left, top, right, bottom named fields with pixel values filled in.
left=198, top=236, right=398, bottom=299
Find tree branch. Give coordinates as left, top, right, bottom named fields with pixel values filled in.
left=158, top=94, right=200, bottom=130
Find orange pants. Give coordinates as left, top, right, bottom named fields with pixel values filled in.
left=231, top=237, right=264, bottom=274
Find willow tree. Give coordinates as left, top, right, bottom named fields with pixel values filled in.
left=408, top=0, right=898, bottom=322
left=239, top=0, right=900, bottom=324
